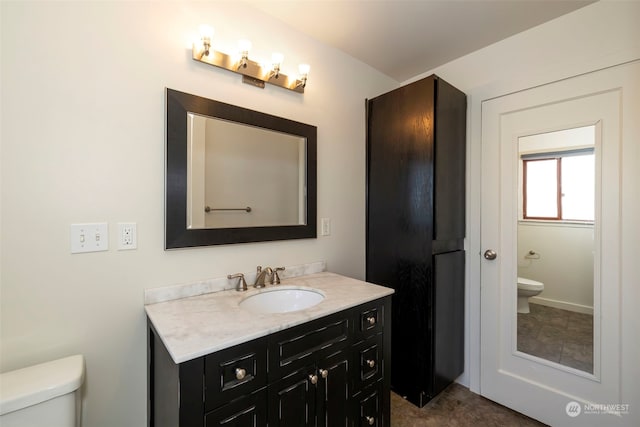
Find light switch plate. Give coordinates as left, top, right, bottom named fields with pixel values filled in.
left=321, top=218, right=331, bottom=236
left=70, top=223, right=109, bottom=254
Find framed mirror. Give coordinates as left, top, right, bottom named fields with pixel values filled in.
left=516, top=125, right=596, bottom=373
left=165, top=88, right=317, bottom=248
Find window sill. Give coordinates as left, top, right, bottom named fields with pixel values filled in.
left=518, top=219, right=594, bottom=228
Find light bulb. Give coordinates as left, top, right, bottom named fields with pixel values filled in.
left=236, top=39, right=252, bottom=69
left=198, top=25, right=214, bottom=57
left=238, top=39, right=252, bottom=54
left=199, top=25, right=214, bottom=40
left=271, top=52, right=284, bottom=66
left=298, top=63, right=311, bottom=75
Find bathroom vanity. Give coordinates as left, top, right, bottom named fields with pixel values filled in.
left=146, top=270, right=393, bottom=427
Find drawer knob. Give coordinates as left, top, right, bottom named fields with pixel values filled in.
left=365, top=416, right=375, bottom=425
left=320, top=369, right=329, bottom=378
left=308, top=374, right=318, bottom=385
left=366, top=359, right=376, bottom=368
left=366, top=316, right=376, bottom=326
left=235, top=368, right=247, bottom=380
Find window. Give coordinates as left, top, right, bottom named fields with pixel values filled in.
left=522, top=149, right=594, bottom=221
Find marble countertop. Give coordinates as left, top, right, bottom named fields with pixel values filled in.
left=145, top=272, right=394, bottom=363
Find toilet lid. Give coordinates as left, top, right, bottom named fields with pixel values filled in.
left=517, top=277, right=544, bottom=291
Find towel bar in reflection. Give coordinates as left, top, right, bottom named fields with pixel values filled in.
left=204, top=206, right=252, bottom=213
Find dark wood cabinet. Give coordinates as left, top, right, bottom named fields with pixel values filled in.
left=366, top=74, right=466, bottom=406
left=148, top=297, right=391, bottom=427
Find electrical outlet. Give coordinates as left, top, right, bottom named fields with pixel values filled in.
left=321, top=218, right=331, bottom=236
left=118, top=222, right=137, bottom=250
left=70, top=223, right=109, bottom=254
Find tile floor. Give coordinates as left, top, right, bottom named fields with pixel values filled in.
left=517, top=303, right=593, bottom=373
left=391, top=383, right=546, bottom=426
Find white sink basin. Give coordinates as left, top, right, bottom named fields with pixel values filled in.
left=239, top=287, right=325, bottom=314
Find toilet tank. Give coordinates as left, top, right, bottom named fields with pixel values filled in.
left=0, top=355, right=84, bottom=427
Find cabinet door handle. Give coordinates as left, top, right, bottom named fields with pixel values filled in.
left=365, top=415, right=375, bottom=425
left=319, top=369, right=329, bottom=378
left=235, top=368, right=246, bottom=380
left=366, top=359, right=376, bottom=368
left=366, top=316, right=376, bottom=326
left=308, top=374, right=318, bottom=385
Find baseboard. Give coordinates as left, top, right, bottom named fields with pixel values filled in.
left=529, top=296, right=593, bottom=315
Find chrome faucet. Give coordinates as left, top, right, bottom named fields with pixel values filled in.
left=254, top=266, right=274, bottom=288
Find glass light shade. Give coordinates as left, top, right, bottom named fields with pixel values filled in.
left=199, top=25, right=214, bottom=40
left=298, top=63, right=311, bottom=75
left=272, top=52, right=284, bottom=66
left=238, top=39, right=252, bottom=53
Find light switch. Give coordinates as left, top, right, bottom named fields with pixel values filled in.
left=70, top=223, right=108, bottom=254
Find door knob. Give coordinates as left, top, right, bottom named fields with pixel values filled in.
left=484, top=249, right=497, bottom=260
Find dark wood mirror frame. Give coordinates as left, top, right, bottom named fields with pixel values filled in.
left=165, top=88, right=317, bottom=248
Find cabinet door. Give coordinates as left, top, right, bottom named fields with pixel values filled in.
left=268, top=366, right=317, bottom=427
left=432, top=250, right=465, bottom=396
left=366, top=76, right=436, bottom=407
left=205, top=389, right=267, bottom=427
left=433, top=77, right=467, bottom=243
left=317, top=354, right=350, bottom=427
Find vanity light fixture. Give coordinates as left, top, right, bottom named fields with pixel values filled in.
left=192, top=25, right=309, bottom=93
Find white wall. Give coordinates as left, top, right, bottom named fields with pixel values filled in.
left=518, top=223, right=594, bottom=312
left=406, top=0, right=640, bottom=396
left=0, top=2, right=396, bottom=426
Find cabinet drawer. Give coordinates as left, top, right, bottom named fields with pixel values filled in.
left=353, top=380, right=383, bottom=427
left=355, top=301, right=385, bottom=341
left=205, top=388, right=267, bottom=427
left=352, top=333, right=383, bottom=393
left=269, top=311, right=350, bottom=379
left=205, top=337, right=267, bottom=411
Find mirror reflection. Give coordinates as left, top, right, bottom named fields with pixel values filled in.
left=165, top=88, right=317, bottom=248
left=516, top=125, right=595, bottom=373
left=187, top=113, right=307, bottom=229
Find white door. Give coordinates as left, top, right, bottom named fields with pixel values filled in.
left=480, top=61, right=639, bottom=426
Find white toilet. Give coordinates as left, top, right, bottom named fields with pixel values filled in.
left=517, top=277, right=544, bottom=314
left=0, top=354, right=84, bottom=427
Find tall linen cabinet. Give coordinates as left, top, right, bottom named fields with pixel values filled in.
left=366, top=75, right=466, bottom=407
